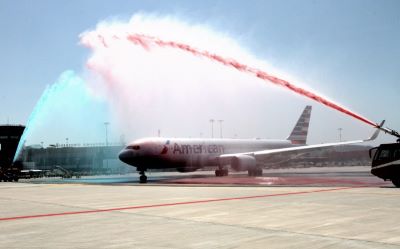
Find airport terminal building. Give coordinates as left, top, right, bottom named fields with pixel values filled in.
left=20, top=144, right=133, bottom=175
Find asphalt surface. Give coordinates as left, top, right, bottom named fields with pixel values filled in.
left=1, top=166, right=399, bottom=249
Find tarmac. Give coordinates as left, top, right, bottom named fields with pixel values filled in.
left=1, top=166, right=399, bottom=249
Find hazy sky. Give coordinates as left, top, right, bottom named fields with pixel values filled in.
left=0, top=0, right=399, bottom=145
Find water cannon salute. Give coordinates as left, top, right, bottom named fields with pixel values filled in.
left=79, top=14, right=392, bottom=183
left=10, top=13, right=398, bottom=184
left=1, top=2, right=400, bottom=248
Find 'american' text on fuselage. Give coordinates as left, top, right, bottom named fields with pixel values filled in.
left=172, top=143, right=225, bottom=154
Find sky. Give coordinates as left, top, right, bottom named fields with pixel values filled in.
left=0, top=0, right=399, bottom=146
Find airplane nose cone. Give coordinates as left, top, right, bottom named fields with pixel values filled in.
left=118, top=149, right=132, bottom=164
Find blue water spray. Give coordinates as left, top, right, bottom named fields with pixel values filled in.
left=14, top=70, right=108, bottom=161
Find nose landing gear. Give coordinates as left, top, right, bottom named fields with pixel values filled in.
left=138, top=170, right=147, bottom=183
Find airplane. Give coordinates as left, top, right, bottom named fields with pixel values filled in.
left=119, top=106, right=383, bottom=183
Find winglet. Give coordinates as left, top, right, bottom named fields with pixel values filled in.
left=365, top=120, right=385, bottom=141
left=374, top=121, right=400, bottom=139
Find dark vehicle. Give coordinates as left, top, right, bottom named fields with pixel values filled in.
left=370, top=143, right=400, bottom=187
left=0, top=125, right=25, bottom=182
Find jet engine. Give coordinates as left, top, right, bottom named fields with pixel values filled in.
left=231, top=155, right=256, bottom=171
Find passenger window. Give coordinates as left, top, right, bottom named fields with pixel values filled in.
left=127, top=145, right=141, bottom=150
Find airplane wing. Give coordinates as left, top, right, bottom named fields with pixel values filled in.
left=220, top=121, right=384, bottom=160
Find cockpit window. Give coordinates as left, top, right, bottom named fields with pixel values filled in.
left=127, top=145, right=141, bottom=150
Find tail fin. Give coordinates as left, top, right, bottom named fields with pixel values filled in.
left=287, top=106, right=312, bottom=145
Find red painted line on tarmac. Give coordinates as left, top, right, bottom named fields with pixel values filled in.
left=0, top=186, right=359, bottom=222
left=163, top=176, right=386, bottom=186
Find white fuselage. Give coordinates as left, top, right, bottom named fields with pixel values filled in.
left=119, top=137, right=296, bottom=171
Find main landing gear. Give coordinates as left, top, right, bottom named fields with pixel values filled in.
left=139, top=170, right=147, bottom=183
left=215, top=167, right=229, bottom=177
left=215, top=167, right=263, bottom=177
left=248, top=168, right=263, bottom=177
left=392, top=178, right=400, bottom=188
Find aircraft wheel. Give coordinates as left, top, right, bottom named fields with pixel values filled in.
left=391, top=178, right=400, bottom=188
left=248, top=169, right=262, bottom=177
left=139, top=175, right=147, bottom=184
left=215, top=169, right=228, bottom=177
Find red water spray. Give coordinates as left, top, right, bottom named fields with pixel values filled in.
left=96, top=33, right=378, bottom=128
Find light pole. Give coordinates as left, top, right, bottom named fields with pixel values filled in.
left=218, top=120, right=224, bottom=138
left=338, top=128, right=343, bottom=142
left=104, top=122, right=109, bottom=146
left=40, top=141, right=45, bottom=168
left=104, top=122, right=110, bottom=170
left=210, top=119, right=214, bottom=138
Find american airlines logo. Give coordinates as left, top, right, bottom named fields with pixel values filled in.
left=160, top=140, right=170, bottom=155
left=169, top=143, right=224, bottom=155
